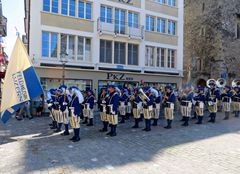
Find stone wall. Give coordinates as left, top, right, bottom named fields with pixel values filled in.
left=184, top=0, right=240, bottom=86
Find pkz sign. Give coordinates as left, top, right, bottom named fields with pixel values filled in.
left=107, top=73, right=133, bottom=81
left=118, top=0, right=132, bottom=4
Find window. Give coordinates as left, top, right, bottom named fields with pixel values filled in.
left=42, top=32, right=49, bottom=57
left=237, top=23, right=240, bottom=39
left=157, top=48, right=165, bottom=67
left=68, top=35, right=75, bottom=60
left=115, top=9, right=126, bottom=34
left=86, top=3, right=92, bottom=19
left=69, top=0, right=76, bottom=17
left=60, top=34, right=67, bottom=55
left=237, top=15, right=240, bottom=39
left=77, top=37, right=84, bottom=60
left=77, top=37, right=91, bottom=61
left=100, top=40, right=112, bottom=63
left=85, top=38, right=91, bottom=61
left=50, top=33, right=58, bottom=57
left=114, top=42, right=126, bottom=65
left=42, top=31, right=58, bottom=58
left=52, top=0, right=58, bottom=13
left=128, top=44, right=138, bottom=65
left=167, top=49, right=175, bottom=68
left=167, top=0, right=176, bottom=7
left=157, top=18, right=166, bottom=33
left=101, top=6, right=113, bottom=23
left=155, top=0, right=165, bottom=4
left=145, top=46, right=154, bottom=67
left=60, top=34, right=75, bottom=60
left=168, top=20, right=176, bottom=35
left=202, top=3, right=205, bottom=13
left=61, top=0, right=68, bottom=15
left=128, top=12, right=139, bottom=28
left=146, top=16, right=155, bottom=31
left=78, top=1, right=92, bottom=19
left=78, top=1, right=84, bottom=18
left=43, top=0, right=50, bottom=12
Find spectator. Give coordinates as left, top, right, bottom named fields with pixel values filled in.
left=15, top=101, right=32, bottom=120
left=35, top=95, right=44, bottom=117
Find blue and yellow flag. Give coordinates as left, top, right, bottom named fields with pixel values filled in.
left=0, top=37, right=43, bottom=123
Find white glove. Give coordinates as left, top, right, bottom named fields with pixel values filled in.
left=102, top=100, right=106, bottom=104
left=63, top=102, right=68, bottom=106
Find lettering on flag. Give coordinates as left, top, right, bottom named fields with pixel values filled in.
left=12, top=71, right=30, bottom=102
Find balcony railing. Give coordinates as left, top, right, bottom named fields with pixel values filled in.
left=97, top=17, right=144, bottom=39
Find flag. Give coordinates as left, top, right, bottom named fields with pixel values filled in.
left=0, top=37, right=44, bottom=123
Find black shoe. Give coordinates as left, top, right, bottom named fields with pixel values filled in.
left=110, top=133, right=117, bottom=137
left=142, top=128, right=147, bottom=131
left=195, top=121, right=202, bottom=124
left=49, top=123, right=53, bottom=126
left=99, top=128, right=108, bottom=132
left=145, top=128, right=151, bottom=132
left=82, top=118, right=88, bottom=124
left=132, top=125, right=139, bottom=128
left=61, top=131, right=70, bottom=136
left=223, top=117, right=229, bottom=120
left=69, top=136, right=76, bottom=141
left=106, top=131, right=112, bottom=135
left=54, top=129, right=61, bottom=133
left=29, top=116, right=33, bottom=120
left=72, top=138, right=80, bottom=142
left=182, top=122, right=188, bottom=126
left=50, top=126, right=57, bottom=129
left=164, top=126, right=171, bottom=129
left=87, top=123, right=93, bottom=126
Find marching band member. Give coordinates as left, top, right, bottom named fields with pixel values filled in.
left=179, top=87, right=194, bottom=126
left=142, top=87, right=154, bottom=132
left=106, top=85, right=119, bottom=137
left=53, top=89, right=62, bottom=133
left=58, top=85, right=70, bottom=136
left=152, top=88, right=162, bottom=126
left=47, top=89, right=57, bottom=129
left=82, top=91, right=89, bottom=124
left=221, top=86, right=233, bottom=120
left=232, top=86, right=240, bottom=117
left=131, top=88, right=142, bottom=128
left=206, top=80, right=220, bottom=123
left=84, top=90, right=95, bottom=126
left=193, top=87, right=206, bottom=124
left=69, top=87, right=82, bottom=142
left=119, top=88, right=128, bottom=124
left=163, top=86, right=176, bottom=129
left=98, top=87, right=108, bottom=132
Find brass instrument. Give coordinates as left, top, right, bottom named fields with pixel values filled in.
left=216, top=78, right=226, bottom=88
left=232, top=79, right=240, bottom=88
left=206, top=79, right=216, bottom=88
left=139, top=88, right=150, bottom=102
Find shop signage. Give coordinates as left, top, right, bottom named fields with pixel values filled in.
left=107, top=73, right=133, bottom=81
left=118, top=0, right=132, bottom=4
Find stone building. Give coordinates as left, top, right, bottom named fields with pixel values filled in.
left=184, top=0, right=240, bottom=86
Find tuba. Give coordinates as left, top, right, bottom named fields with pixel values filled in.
left=150, top=87, right=159, bottom=98
left=139, top=88, right=150, bottom=102
left=216, top=78, right=226, bottom=88
left=206, top=79, right=216, bottom=88
left=232, top=79, right=240, bottom=88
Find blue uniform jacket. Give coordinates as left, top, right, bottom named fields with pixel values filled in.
left=69, top=94, right=81, bottom=116
left=59, top=94, right=69, bottom=112
left=166, top=92, right=176, bottom=103
left=206, top=88, right=221, bottom=101
left=120, top=93, right=128, bottom=104
left=85, top=95, right=95, bottom=109
left=221, top=90, right=233, bottom=99
left=52, top=96, right=60, bottom=110
left=107, top=92, right=119, bottom=113
left=194, top=94, right=206, bottom=103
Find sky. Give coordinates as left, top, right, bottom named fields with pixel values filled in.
left=2, top=0, right=25, bottom=56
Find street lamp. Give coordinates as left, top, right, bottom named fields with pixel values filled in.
left=60, top=52, right=69, bottom=85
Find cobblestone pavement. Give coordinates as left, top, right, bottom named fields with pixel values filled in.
left=1, top=112, right=240, bottom=174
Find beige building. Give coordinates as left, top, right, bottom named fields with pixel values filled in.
left=24, top=0, right=184, bottom=93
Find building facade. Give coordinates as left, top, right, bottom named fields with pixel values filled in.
left=24, top=0, right=184, bottom=94
left=184, top=0, right=240, bottom=86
